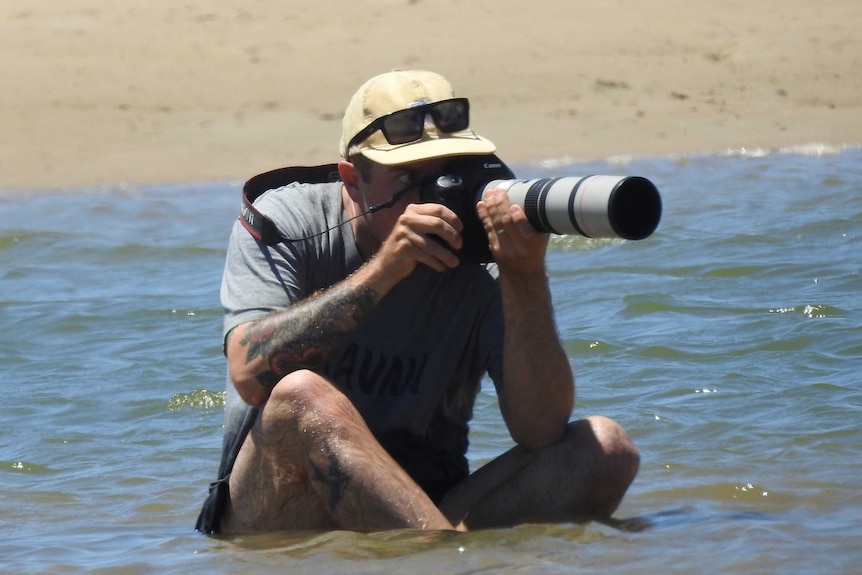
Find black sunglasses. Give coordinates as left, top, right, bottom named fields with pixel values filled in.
left=347, top=98, right=470, bottom=153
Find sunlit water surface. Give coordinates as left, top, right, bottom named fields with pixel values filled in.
left=1, top=145, right=860, bottom=573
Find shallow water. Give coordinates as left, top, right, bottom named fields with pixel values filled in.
left=1, top=145, right=860, bottom=573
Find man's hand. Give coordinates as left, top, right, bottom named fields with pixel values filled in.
left=477, top=187, right=549, bottom=275
left=373, top=202, right=465, bottom=278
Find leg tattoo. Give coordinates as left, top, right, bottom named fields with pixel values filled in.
left=309, top=438, right=351, bottom=509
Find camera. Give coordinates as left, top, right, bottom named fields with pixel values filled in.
left=419, top=154, right=662, bottom=264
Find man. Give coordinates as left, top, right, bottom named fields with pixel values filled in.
left=196, top=70, right=639, bottom=534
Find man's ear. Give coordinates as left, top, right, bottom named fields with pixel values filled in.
left=338, top=160, right=362, bottom=201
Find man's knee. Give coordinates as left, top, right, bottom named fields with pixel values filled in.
left=268, top=370, right=336, bottom=409
left=571, top=415, right=639, bottom=485
left=264, top=370, right=359, bottom=436
left=584, top=415, right=638, bottom=453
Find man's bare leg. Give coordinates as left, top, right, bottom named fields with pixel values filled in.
left=221, top=370, right=456, bottom=533
left=440, top=416, right=639, bottom=529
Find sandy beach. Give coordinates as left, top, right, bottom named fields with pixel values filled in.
left=2, top=0, right=860, bottom=191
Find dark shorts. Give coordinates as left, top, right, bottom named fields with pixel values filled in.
left=377, top=430, right=469, bottom=506
left=195, top=475, right=230, bottom=535
left=418, top=476, right=463, bottom=506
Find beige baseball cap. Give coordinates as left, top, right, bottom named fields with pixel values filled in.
left=340, top=70, right=496, bottom=165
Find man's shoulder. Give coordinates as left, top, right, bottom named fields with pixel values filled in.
left=256, top=181, right=342, bottom=212
left=253, top=181, right=344, bottom=231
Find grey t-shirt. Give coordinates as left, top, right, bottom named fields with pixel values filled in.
left=217, top=180, right=505, bottom=487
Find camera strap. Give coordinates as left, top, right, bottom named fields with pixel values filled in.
left=239, top=164, right=341, bottom=245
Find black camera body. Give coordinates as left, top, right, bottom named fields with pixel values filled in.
left=419, top=154, right=663, bottom=264
left=419, top=155, right=515, bottom=264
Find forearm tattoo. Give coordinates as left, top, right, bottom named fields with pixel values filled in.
left=239, top=283, right=377, bottom=388
left=309, top=438, right=351, bottom=509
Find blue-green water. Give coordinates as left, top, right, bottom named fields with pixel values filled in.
left=1, top=146, right=860, bottom=573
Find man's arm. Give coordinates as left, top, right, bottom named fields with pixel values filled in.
left=227, top=239, right=421, bottom=405
left=477, top=188, right=574, bottom=450
left=226, top=272, right=380, bottom=406
left=496, top=266, right=574, bottom=450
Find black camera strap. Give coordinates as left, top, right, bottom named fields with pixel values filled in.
left=239, top=164, right=341, bottom=245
